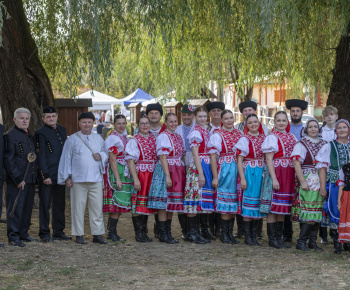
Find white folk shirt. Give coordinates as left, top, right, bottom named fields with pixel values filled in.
left=57, top=131, right=108, bottom=184
left=321, top=125, right=337, bottom=142
left=209, top=122, right=221, bottom=135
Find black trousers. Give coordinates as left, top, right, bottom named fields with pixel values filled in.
left=38, top=183, right=66, bottom=238
left=283, top=215, right=293, bottom=238
left=6, top=183, right=35, bottom=241
left=0, top=180, right=3, bottom=219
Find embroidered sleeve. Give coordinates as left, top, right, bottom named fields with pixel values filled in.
left=105, top=135, right=124, bottom=154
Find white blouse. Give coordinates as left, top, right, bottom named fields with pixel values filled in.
left=261, top=134, right=279, bottom=153
left=104, top=133, right=128, bottom=153
left=321, top=125, right=337, bottom=142
left=156, top=133, right=172, bottom=156
left=234, top=137, right=250, bottom=157
left=125, top=138, right=140, bottom=162
left=189, top=130, right=203, bottom=148
left=315, top=143, right=330, bottom=169
left=208, top=133, right=223, bottom=155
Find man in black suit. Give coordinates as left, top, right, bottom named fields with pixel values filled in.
left=35, top=106, right=70, bottom=242
left=0, top=123, right=5, bottom=247
left=4, top=108, right=37, bottom=247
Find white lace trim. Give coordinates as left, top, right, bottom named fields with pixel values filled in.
left=218, top=155, right=235, bottom=165
left=136, top=161, right=156, bottom=172
left=243, top=159, right=265, bottom=169
left=273, top=158, right=293, bottom=168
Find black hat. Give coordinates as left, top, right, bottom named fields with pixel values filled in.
left=43, top=106, right=57, bottom=114
left=78, top=111, right=95, bottom=121
left=180, top=104, right=195, bottom=114
left=146, top=102, right=163, bottom=116
left=285, top=99, right=308, bottom=110
left=206, top=102, right=225, bottom=112
left=238, top=101, right=257, bottom=113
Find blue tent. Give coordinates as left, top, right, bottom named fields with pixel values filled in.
left=121, top=88, right=155, bottom=106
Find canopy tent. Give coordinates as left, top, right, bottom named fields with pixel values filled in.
left=120, top=88, right=155, bottom=106
left=76, top=90, right=123, bottom=120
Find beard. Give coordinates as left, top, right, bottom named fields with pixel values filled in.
left=291, top=116, right=302, bottom=124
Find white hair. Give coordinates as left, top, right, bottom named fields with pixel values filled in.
left=14, top=108, right=31, bottom=119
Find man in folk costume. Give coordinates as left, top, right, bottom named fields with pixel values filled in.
left=58, top=112, right=108, bottom=245
left=203, top=101, right=226, bottom=240
left=174, top=104, right=195, bottom=239
left=284, top=99, right=308, bottom=243
left=0, top=122, right=5, bottom=246
left=234, top=101, right=268, bottom=240
left=35, top=106, right=70, bottom=243
left=4, top=108, right=38, bottom=247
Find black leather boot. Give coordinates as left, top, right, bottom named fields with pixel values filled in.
left=296, top=223, right=312, bottom=251
left=319, top=226, right=329, bottom=245
left=178, top=213, right=188, bottom=240
left=252, top=220, right=262, bottom=246
left=159, top=221, right=176, bottom=244
left=257, top=219, right=263, bottom=239
left=235, top=214, right=244, bottom=238
left=214, top=213, right=221, bottom=237
left=330, top=228, right=342, bottom=254
left=308, top=223, right=323, bottom=251
left=141, top=215, right=152, bottom=242
left=267, top=223, right=283, bottom=249
left=220, top=219, right=234, bottom=244
left=186, top=216, right=208, bottom=244
left=228, top=218, right=240, bottom=244
left=167, top=219, right=179, bottom=244
left=199, top=214, right=215, bottom=241
left=154, top=213, right=159, bottom=239
left=132, top=216, right=147, bottom=242
left=208, top=213, right=215, bottom=237
left=276, top=221, right=291, bottom=248
left=343, top=243, right=350, bottom=251
left=93, top=235, right=107, bottom=244
left=243, top=221, right=255, bottom=246
left=107, top=217, right=123, bottom=242
left=282, top=215, right=293, bottom=242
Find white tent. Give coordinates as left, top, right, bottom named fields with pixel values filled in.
left=76, top=90, right=123, bottom=119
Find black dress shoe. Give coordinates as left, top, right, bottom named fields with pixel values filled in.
left=41, top=237, right=54, bottom=243
left=93, top=235, right=107, bottom=244
left=20, top=236, right=39, bottom=242
left=76, top=236, right=87, bottom=244
left=53, top=233, right=72, bottom=241
left=9, top=240, right=26, bottom=247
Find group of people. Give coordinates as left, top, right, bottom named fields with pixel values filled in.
left=1, top=99, right=350, bottom=256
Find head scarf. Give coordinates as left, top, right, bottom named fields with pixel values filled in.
left=301, top=118, right=321, bottom=138
left=335, top=119, right=350, bottom=140
left=243, top=114, right=265, bottom=136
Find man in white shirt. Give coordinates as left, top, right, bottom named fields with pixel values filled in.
left=321, top=106, right=338, bottom=142
left=58, top=112, right=108, bottom=245
left=206, top=102, right=225, bottom=134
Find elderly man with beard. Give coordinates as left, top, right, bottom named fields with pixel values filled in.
left=283, top=99, right=308, bottom=243
left=175, top=104, right=195, bottom=239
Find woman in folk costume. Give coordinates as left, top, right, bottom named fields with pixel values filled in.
left=235, top=114, right=266, bottom=246
left=337, top=163, right=350, bottom=248
left=148, top=113, right=186, bottom=244
left=125, top=116, right=157, bottom=243
left=290, top=119, right=328, bottom=251
left=103, top=115, right=132, bottom=242
left=260, top=111, right=297, bottom=249
left=208, top=109, right=242, bottom=244
left=320, top=119, right=350, bottom=254
left=183, top=106, right=214, bottom=244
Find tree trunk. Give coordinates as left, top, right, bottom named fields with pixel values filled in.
left=327, top=22, right=350, bottom=119
left=0, top=0, right=54, bottom=132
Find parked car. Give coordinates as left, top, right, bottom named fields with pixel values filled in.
left=267, top=113, right=321, bottom=132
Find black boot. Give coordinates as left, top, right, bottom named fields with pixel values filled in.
left=235, top=214, right=244, bottom=238
left=154, top=213, right=159, bottom=239
left=343, top=243, right=350, bottom=251
left=199, top=214, right=215, bottom=241
left=296, top=223, right=312, bottom=251
left=159, top=221, right=175, bottom=244
left=214, top=213, right=221, bottom=237
left=228, top=218, right=240, bottom=244
left=220, top=219, right=234, bottom=244
left=319, top=226, right=329, bottom=245
left=243, top=221, right=255, bottom=246
left=276, top=221, right=291, bottom=248
left=167, top=219, right=179, bottom=244
left=282, top=215, right=293, bottom=242
left=93, top=235, right=107, bottom=244
left=308, top=223, right=323, bottom=251
left=330, top=228, right=342, bottom=254
left=252, top=220, right=262, bottom=246
left=257, top=219, right=263, bottom=239
left=267, top=223, right=283, bottom=249
left=132, top=216, right=147, bottom=242
left=186, top=216, right=208, bottom=244
left=141, top=215, right=152, bottom=242
left=178, top=213, right=188, bottom=240
left=107, top=217, right=123, bottom=242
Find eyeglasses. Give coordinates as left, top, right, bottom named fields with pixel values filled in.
left=139, top=122, right=150, bottom=126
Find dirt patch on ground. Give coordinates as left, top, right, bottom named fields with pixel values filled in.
left=1, top=204, right=350, bottom=289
